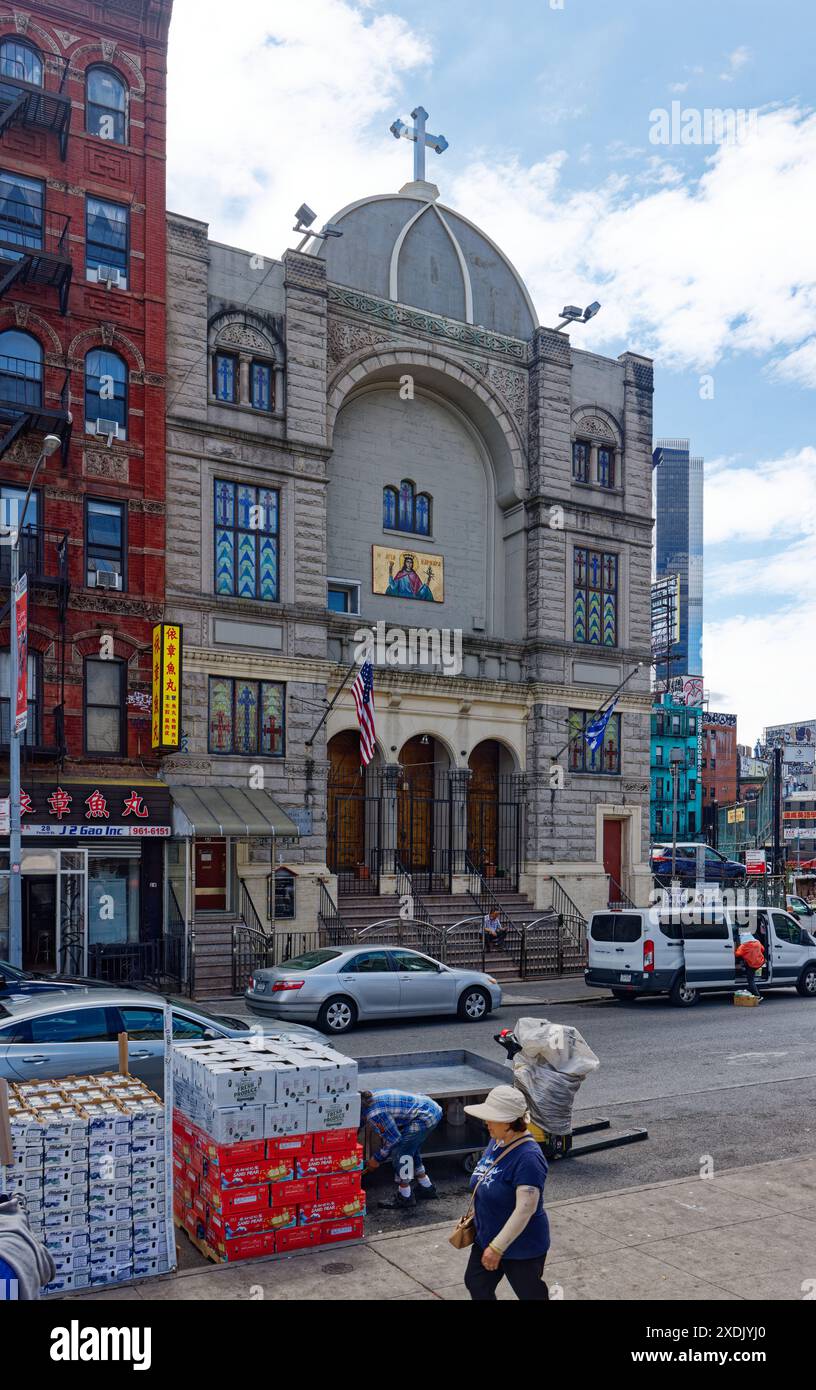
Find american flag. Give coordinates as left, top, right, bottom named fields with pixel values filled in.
left=351, top=661, right=376, bottom=767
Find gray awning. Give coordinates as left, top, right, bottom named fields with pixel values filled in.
left=169, top=785, right=300, bottom=838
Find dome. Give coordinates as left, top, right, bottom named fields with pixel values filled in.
left=312, top=183, right=538, bottom=341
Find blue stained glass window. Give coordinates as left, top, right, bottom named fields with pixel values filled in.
left=573, top=546, right=617, bottom=647
left=383, top=486, right=397, bottom=529
left=569, top=710, right=621, bottom=775
left=398, top=480, right=414, bottom=529
left=598, top=447, right=615, bottom=488
left=572, top=441, right=590, bottom=482
left=415, top=493, right=431, bottom=536
left=213, top=353, right=237, bottom=403
left=208, top=677, right=285, bottom=756
left=213, top=480, right=280, bottom=601
left=251, top=361, right=273, bottom=412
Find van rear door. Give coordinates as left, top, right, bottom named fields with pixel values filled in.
left=588, top=912, right=645, bottom=975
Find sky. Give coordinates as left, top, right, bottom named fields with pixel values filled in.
left=165, top=0, right=816, bottom=744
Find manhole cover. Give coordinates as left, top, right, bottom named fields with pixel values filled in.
left=321, top=1262, right=354, bottom=1276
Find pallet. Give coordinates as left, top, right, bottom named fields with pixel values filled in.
left=174, top=1216, right=364, bottom=1267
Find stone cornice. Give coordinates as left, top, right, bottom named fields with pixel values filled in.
left=328, top=284, right=528, bottom=363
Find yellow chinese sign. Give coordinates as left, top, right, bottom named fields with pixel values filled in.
left=151, top=623, right=183, bottom=750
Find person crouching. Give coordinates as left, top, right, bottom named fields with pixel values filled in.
left=360, top=1089, right=443, bottom=1210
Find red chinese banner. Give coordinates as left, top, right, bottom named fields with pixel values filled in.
left=14, top=574, right=27, bottom=735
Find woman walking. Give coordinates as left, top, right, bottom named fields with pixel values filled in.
left=460, top=1085, right=550, bottom=1301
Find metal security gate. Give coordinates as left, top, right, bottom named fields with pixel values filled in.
left=327, top=768, right=394, bottom=895
left=397, top=773, right=452, bottom=892
left=467, top=775, right=523, bottom=892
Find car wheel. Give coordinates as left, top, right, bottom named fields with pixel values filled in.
left=458, top=986, right=490, bottom=1021
left=669, top=975, right=699, bottom=1007
left=611, top=989, right=638, bottom=1003
left=796, top=964, right=816, bottom=998
left=317, top=996, right=358, bottom=1034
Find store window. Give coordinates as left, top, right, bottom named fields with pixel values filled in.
left=84, top=657, right=125, bottom=754
left=88, top=856, right=140, bottom=946
left=273, top=868, right=295, bottom=920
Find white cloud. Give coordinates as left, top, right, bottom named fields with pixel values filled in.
left=704, top=610, right=810, bottom=743
left=704, top=448, right=816, bottom=546
left=720, top=46, right=751, bottom=81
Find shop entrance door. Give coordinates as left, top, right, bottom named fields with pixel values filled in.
left=195, top=839, right=227, bottom=911
left=603, top=819, right=624, bottom=903
left=23, top=876, right=57, bottom=971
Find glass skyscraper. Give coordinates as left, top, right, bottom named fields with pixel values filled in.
left=653, top=438, right=703, bottom=678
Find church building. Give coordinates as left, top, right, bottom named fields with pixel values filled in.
left=163, top=108, right=654, bottom=983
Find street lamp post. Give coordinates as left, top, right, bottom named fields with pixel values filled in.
left=670, top=746, right=685, bottom=884
left=6, top=434, right=62, bottom=968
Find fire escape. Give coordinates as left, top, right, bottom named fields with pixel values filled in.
left=0, top=52, right=72, bottom=762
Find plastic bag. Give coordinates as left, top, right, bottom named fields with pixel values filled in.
left=511, top=1017, right=600, bottom=1136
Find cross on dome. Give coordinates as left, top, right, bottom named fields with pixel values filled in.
left=389, top=105, right=449, bottom=184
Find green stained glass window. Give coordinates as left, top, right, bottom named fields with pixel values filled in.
left=213, top=480, right=280, bottom=601
left=208, top=677, right=285, bottom=757
left=573, top=546, right=617, bottom=647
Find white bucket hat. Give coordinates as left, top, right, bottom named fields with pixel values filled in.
left=464, top=1085, right=529, bottom=1124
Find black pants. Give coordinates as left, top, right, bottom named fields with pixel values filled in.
left=464, top=1243, right=549, bottom=1301
left=742, top=965, right=759, bottom=996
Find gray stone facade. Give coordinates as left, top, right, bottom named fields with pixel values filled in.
left=163, top=178, right=654, bottom=926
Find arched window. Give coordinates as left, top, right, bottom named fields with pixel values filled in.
left=0, top=329, right=42, bottom=408
left=85, top=349, right=128, bottom=437
left=0, top=39, right=42, bottom=86
left=86, top=66, right=127, bottom=144
left=383, top=479, right=433, bottom=535
left=382, top=485, right=397, bottom=530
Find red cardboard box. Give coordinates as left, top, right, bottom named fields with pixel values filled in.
left=203, top=1158, right=287, bottom=1189
left=299, top=1194, right=365, bottom=1224
left=210, top=1231, right=276, bottom=1263
left=295, top=1146, right=363, bottom=1179
left=312, top=1128, right=359, bottom=1154
left=317, top=1215, right=365, bottom=1245
left=207, top=1205, right=295, bottom=1240
left=276, top=1224, right=321, bottom=1254
left=317, top=1173, right=362, bottom=1202
left=269, top=1176, right=317, bottom=1208
left=266, top=1134, right=313, bottom=1162
left=200, top=1181, right=269, bottom=1217
left=196, top=1134, right=267, bottom=1166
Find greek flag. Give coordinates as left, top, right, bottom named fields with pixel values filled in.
left=584, top=699, right=617, bottom=753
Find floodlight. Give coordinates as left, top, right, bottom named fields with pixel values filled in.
left=560, top=305, right=583, bottom=321
left=294, top=203, right=317, bottom=228
left=583, top=301, right=601, bottom=321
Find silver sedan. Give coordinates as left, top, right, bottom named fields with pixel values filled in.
left=245, top=945, right=502, bottom=1034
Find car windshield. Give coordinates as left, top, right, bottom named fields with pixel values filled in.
left=166, top=997, right=250, bottom=1031
left=276, top=950, right=343, bottom=972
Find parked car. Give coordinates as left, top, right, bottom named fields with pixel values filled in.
left=0, top=988, right=321, bottom=1092
left=0, top=960, right=117, bottom=999
left=786, top=894, right=816, bottom=928
left=585, top=905, right=816, bottom=1006
left=245, top=945, right=502, bottom=1034
left=651, top=843, right=746, bottom=883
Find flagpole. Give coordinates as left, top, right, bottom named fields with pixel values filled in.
left=304, top=656, right=360, bottom=749
left=549, top=662, right=644, bottom=765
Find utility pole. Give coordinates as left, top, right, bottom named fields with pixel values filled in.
left=6, top=435, right=62, bottom=968
left=670, top=746, right=685, bottom=881
left=772, top=743, right=783, bottom=880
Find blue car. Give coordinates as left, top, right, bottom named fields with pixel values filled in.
left=0, top=960, right=105, bottom=999
left=651, top=843, right=746, bottom=883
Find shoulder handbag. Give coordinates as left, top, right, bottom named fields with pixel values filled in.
left=449, top=1135, right=537, bottom=1249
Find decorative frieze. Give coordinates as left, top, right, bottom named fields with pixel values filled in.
left=328, top=284, right=527, bottom=361
left=84, top=451, right=129, bottom=482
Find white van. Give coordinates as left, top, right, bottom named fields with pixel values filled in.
left=585, top=905, right=816, bottom=1006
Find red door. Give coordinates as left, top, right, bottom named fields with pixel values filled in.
left=603, top=820, right=623, bottom=903
left=195, top=839, right=227, bottom=911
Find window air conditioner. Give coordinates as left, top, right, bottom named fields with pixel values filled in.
left=95, top=418, right=120, bottom=446
left=97, top=266, right=122, bottom=289
left=95, top=570, right=123, bottom=591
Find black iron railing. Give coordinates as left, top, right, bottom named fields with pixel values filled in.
left=0, top=200, right=71, bottom=259
left=521, top=913, right=585, bottom=978
left=547, top=877, right=588, bottom=968
left=232, top=923, right=274, bottom=994
left=87, top=937, right=185, bottom=992
left=395, top=857, right=432, bottom=925
left=318, top=879, right=351, bottom=944
left=606, top=873, right=638, bottom=909
left=464, top=854, right=524, bottom=972
left=240, top=880, right=265, bottom=935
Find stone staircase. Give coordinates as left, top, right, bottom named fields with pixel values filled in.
left=190, top=910, right=244, bottom=1000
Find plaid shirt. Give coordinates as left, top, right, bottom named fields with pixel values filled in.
left=363, top=1090, right=442, bottom=1163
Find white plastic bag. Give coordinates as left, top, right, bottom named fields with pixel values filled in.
left=511, top=1017, right=600, bottom=1136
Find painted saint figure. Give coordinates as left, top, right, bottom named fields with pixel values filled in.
left=386, top=553, right=434, bottom=601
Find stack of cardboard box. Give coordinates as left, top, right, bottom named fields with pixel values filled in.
left=172, top=1038, right=365, bottom=1262
left=0, top=1075, right=172, bottom=1294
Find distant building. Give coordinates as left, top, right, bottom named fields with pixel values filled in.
left=701, top=713, right=737, bottom=808
left=650, top=694, right=703, bottom=842
left=653, top=439, right=703, bottom=679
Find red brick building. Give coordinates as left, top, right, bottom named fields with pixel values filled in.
left=701, top=712, right=738, bottom=827
left=0, top=0, right=173, bottom=972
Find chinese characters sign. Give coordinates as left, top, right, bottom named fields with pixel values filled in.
left=151, top=623, right=183, bottom=751
left=14, top=573, right=27, bottom=734
left=0, top=782, right=172, bottom=837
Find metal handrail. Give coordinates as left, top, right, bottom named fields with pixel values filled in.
left=356, top=915, right=447, bottom=958
left=606, top=873, right=638, bottom=909
left=395, top=856, right=432, bottom=925
left=521, top=912, right=586, bottom=978
left=168, top=881, right=191, bottom=995
left=444, top=915, right=487, bottom=973
left=240, top=880, right=266, bottom=937
left=464, top=854, right=523, bottom=970
left=549, top=875, right=588, bottom=930
left=318, top=878, right=350, bottom=943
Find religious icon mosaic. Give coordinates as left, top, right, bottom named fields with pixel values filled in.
left=372, top=544, right=444, bottom=602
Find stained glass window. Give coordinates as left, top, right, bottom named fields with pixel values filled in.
left=573, top=547, right=617, bottom=646
left=568, top=709, right=621, bottom=775
left=250, top=361, right=273, bottom=412
left=383, top=479, right=433, bottom=535
left=598, top=447, right=615, bottom=488
left=572, top=441, right=590, bottom=482
left=208, top=677, right=285, bottom=756
left=213, top=353, right=237, bottom=403
left=213, top=479, right=279, bottom=601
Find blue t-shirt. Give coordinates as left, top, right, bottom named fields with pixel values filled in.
left=470, top=1137, right=550, bottom=1260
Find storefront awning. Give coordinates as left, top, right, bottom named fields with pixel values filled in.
left=169, top=786, right=300, bottom=838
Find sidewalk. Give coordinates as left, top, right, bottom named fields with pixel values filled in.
left=68, top=1154, right=816, bottom=1302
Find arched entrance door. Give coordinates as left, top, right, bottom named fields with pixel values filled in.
left=397, top=736, right=450, bottom=888
left=327, top=731, right=370, bottom=891
left=467, top=740, right=522, bottom=889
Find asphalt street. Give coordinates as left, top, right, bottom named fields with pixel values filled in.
left=331, top=989, right=816, bottom=1234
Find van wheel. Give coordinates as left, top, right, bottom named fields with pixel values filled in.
left=796, top=964, right=816, bottom=997
left=611, top=990, right=638, bottom=1004
left=669, top=976, right=699, bottom=1007
left=317, top=996, right=358, bottom=1034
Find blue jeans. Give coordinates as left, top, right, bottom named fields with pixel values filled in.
left=388, top=1120, right=438, bottom=1184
